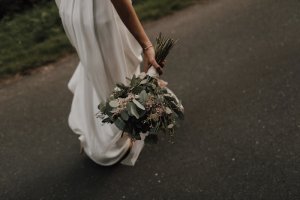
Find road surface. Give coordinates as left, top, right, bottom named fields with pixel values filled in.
left=0, top=0, right=299, bottom=199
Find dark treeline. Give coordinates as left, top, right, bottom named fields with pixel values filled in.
left=0, top=0, right=51, bottom=19
left=0, top=0, right=145, bottom=19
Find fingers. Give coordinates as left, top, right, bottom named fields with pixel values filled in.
left=150, top=59, right=163, bottom=75
left=144, top=62, right=162, bottom=75
left=161, top=60, right=166, bottom=68
left=143, top=61, right=150, bottom=73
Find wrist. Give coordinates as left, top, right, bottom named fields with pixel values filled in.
left=143, top=44, right=153, bottom=52
left=141, top=40, right=152, bottom=49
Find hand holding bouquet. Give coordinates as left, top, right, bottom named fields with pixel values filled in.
left=98, top=34, right=184, bottom=143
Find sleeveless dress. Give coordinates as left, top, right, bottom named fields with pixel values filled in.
left=55, top=0, right=144, bottom=166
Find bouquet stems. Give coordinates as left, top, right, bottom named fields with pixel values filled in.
left=155, top=33, right=176, bottom=66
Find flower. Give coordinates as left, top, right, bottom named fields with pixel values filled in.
left=157, top=79, right=168, bottom=88
left=167, top=124, right=174, bottom=129
left=155, top=106, right=164, bottom=116
left=114, top=86, right=122, bottom=92
left=148, top=113, right=160, bottom=122
left=145, top=95, right=155, bottom=109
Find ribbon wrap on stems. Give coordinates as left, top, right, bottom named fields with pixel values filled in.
left=146, top=66, right=160, bottom=78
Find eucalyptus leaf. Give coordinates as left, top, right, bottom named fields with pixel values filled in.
left=120, top=111, right=129, bottom=121
left=165, top=107, right=172, bottom=114
left=127, top=102, right=140, bottom=119
left=132, top=128, right=141, bottom=140
left=133, top=99, right=145, bottom=110
left=116, top=83, right=128, bottom=90
left=109, top=100, right=119, bottom=108
left=115, top=117, right=126, bottom=130
left=98, top=102, right=106, bottom=112
left=170, top=101, right=184, bottom=120
left=130, top=75, right=139, bottom=87
left=177, top=111, right=185, bottom=120
left=132, top=86, right=144, bottom=94
left=164, top=95, right=176, bottom=102
left=137, top=109, right=147, bottom=118
left=102, top=118, right=112, bottom=123
left=139, top=90, right=148, bottom=102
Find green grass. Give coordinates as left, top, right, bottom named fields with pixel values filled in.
left=0, top=0, right=197, bottom=77
left=135, top=0, right=195, bottom=21
left=0, top=2, right=71, bottom=77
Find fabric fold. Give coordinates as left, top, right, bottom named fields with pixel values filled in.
left=57, top=0, right=143, bottom=166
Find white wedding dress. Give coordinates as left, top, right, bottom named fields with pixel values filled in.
left=55, top=0, right=145, bottom=166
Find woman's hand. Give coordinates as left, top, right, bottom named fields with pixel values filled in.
left=143, top=46, right=163, bottom=75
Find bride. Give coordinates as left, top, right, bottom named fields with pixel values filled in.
left=54, top=0, right=163, bottom=166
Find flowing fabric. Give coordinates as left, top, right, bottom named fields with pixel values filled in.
left=55, top=0, right=144, bottom=166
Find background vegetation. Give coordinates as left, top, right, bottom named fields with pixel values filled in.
left=0, top=0, right=197, bottom=77
left=0, top=0, right=51, bottom=18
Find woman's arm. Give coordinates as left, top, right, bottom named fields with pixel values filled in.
left=111, top=0, right=162, bottom=74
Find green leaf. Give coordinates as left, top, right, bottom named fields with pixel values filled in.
left=132, top=86, right=144, bottom=94
left=133, top=99, right=145, bottom=110
left=169, top=101, right=184, bottom=120
left=116, top=83, right=128, bottom=90
left=139, top=90, right=148, bottom=102
left=177, top=111, right=185, bottom=120
left=164, top=95, right=176, bottom=102
left=102, top=118, right=112, bottom=123
left=127, top=102, right=140, bottom=119
left=98, top=102, right=106, bottom=112
left=130, top=74, right=140, bottom=87
left=120, top=111, right=129, bottom=121
left=165, top=107, right=172, bottom=114
left=132, top=128, right=141, bottom=140
left=137, top=109, right=147, bottom=118
left=109, top=100, right=119, bottom=108
left=115, top=117, right=126, bottom=130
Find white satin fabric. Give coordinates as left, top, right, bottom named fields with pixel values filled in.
left=55, top=0, right=144, bottom=166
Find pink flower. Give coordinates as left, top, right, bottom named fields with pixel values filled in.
left=157, top=79, right=168, bottom=88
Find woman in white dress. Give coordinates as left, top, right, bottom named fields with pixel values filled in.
left=54, top=0, right=162, bottom=166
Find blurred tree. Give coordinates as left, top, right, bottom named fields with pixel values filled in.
left=0, top=0, right=51, bottom=19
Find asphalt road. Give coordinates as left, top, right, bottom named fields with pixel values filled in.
left=0, top=0, right=299, bottom=199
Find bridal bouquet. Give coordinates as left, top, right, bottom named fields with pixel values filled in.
left=98, top=34, right=184, bottom=143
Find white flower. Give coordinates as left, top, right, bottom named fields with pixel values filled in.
left=157, top=79, right=168, bottom=88
left=114, top=87, right=121, bottom=92
left=167, top=124, right=174, bottom=129
left=165, top=107, right=172, bottom=114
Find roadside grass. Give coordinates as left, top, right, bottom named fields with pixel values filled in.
left=0, top=0, right=197, bottom=78
left=0, top=2, right=71, bottom=77
left=135, top=0, right=195, bottom=21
